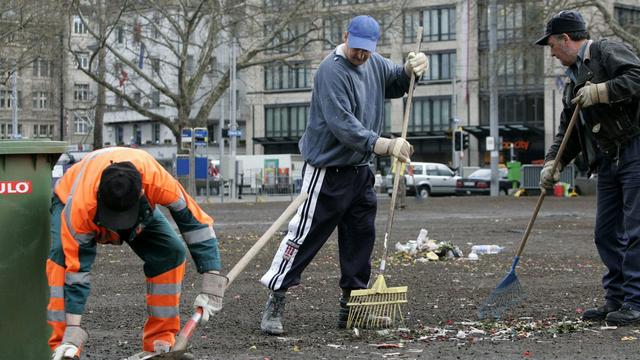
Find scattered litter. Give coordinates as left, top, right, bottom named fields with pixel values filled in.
left=394, top=228, right=463, bottom=262
left=621, top=336, right=637, bottom=341
left=327, top=344, right=345, bottom=349
left=470, top=245, right=504, bottom=255
left=372, top=343, right=403, bottom=349
left=456, top=330, right=467, bottom=339
left=353, top=328, right=360, bottom=337
left=600, top=325, right=618, bottom=330
left=468, top=252, right=479, bottom=261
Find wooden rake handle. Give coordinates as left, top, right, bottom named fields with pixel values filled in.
left=173, top=192, right=308, bottom=351
left=380, top=27, right=423, bottom=274
left=515, top=104, right=581, bottom=258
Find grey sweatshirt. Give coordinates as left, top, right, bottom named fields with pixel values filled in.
left=299, top=45, right=411, bottom=167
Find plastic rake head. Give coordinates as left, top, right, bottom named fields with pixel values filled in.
left=346, top=275, right=408, bottom=329
left=477, top=269, right=526, bottom=320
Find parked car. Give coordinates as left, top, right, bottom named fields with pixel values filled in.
left=386, top=162, right=460, bottom=198
left=455, top=168, right=518, bottom=196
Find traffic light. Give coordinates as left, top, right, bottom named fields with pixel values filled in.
left=463, top=133, right=470, bottom=150
left=454, top=130, right=462, bottom=151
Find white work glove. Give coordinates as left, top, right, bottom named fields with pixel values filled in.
left=539, top=160, right=562, bottom=189
left=51, top=326, right=88, bottom=360
left=374, top=137, right=414, bottom=163
left=404, top=51, right=428, bottom=77
left=571, top=81, right=609, bottom=108
left=194, top=271, right=228, bottom=324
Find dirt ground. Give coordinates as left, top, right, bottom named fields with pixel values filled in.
left=79, top=193, right=640, bottom=359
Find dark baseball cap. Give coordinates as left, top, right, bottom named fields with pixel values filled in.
left=347, top=15, right=380, bottom=53
left=535, top=10, right=586, bottom=45
left=96, top=161, right=142, bottom=230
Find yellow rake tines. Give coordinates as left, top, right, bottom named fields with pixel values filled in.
left=346, top=275, right=407, bottom=329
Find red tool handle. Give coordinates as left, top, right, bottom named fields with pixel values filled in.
left=173, top=307, right=203, bottom=351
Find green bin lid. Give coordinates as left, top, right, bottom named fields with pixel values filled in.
left=0, top=140, right=68, bottom=155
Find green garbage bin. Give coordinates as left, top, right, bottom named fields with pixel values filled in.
left=0, top=140, right=67, bottom=359
left=506, top=161, right=522, bottom=189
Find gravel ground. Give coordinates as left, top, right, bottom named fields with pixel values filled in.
left=77, top=194, right=640, bottom=359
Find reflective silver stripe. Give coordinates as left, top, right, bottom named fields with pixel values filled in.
left=48, top=310, right=65, bottom=322
left=167, top=198, right=187, bottom=212
left=182, top=227, right=214, bottom=245
left=147, top=283, right=181, bottom=295
left=49, top=286, right=64, bottom=298
left=75, top=233, right=95, bottom=246
left=65, top=272, right=90, bottom=285
left=147, top=305, right=179, bottom=318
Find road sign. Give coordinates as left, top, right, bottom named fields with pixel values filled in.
left=181, top=127, right=193, bottom=151
left=194, top=127, right=208, bottom=147
left=228, top=129, right=242, bottom=137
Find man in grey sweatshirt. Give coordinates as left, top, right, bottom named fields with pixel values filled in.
left=259, top=15, right=427, bottom=334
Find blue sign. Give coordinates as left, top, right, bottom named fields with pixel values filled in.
left=194, top=127, right=208, bottom=147
left=181, top=128, right=192, bottom=141
left=228, top=130, right=242, bottom=137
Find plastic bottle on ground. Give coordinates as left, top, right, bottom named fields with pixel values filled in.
left=470, top=245, right=504, bottom=254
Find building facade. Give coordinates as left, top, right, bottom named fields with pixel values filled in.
left=245, top=0, right=640, bottom=175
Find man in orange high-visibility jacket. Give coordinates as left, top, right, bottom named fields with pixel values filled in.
left=47, top=147, right=227, bottom=359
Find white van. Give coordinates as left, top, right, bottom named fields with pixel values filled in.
left=386, top=162, right=460, bottom=198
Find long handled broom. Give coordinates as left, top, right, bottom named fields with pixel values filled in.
left=346, top=28, right=423, bottom=329
left=477, top=104, right=582, bottom=320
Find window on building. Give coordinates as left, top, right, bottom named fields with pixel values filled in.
left=152, top=123, right=160, bottom=143
left=32, top=58, right=51, bottom=77
left=404, top=6, right=456, bottom=43
left=264, top=62, right=313, bottom=90
left=0, top=123, right=5, bottom=139
left=151, top=58, right=160, bottom=75
left=32, top=91, right=50, bottom=110
left=117, top=26, right=124, bottom=44
left=151, top=91, right=160, bottom=108
left=133, top=92, right=141, bottom=105
left=266, top=21, right=309, bottom=54
left=73, top=84, right=90, bottom=101
left=73, top=16, right=88, bottom=34
left=479, top=93, right=543, bottom=127
left=207, top=57, right=217, bottom=74
left=75, top=52, right=90, bottom=70
left=423, top=52, right=456, bottom=81
left=323, top=16, right=349, bottom=49
left=0, top=90, right=21, bottom=109
left=74, top=114, right=90, bottom=134
left=49, top=125, right=55, bottom=138
left=265, top=104, right=309, bottom=137
left=39, top=124, right=49, bottom=138
left=115, top=125, right=124, bottom=145
left=33, top=124, right=38, bottom=138
left=478, top=1, right=542, bottom=45
left=408, top=97, right=451, bottom=132
left=615, top=5, right=640, bottom=36
left=187, top=55, right=195, bottom=74
left=133, top=124, right=142, bottom=145
left=322, top=0, right=378, bottom=6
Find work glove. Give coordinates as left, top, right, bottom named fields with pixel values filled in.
left=539, top=160, right=562, bottom=189
left=51, top=326, right=88, bottom=360
left=404, top=52, right=428, bottom=77
left=374, top=137, right=414, bottom=163
left=194, top=271, right=228, bottom=324
left=571, top=81, right=609, bottom=108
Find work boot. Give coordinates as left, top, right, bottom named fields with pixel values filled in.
left=261, top=290, right=286, bottom=335
left=338, top=289, right=351, bottom=329
left=605, top=304, right=640, bottom=325
left=582, top=302, right=621, bottom=321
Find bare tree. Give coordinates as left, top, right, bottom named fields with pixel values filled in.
left=66, top=0, right=405, bottom=151
left=0, top=0, right=63, bottom=83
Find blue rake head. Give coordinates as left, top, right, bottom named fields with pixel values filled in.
left=477, top=256, right=526, bottom=320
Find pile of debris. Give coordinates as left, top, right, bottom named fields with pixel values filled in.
left=393, top=229, right=463, bottom=262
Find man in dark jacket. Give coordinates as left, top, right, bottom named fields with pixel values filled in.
left=536, top=10, right=640, bottom=325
